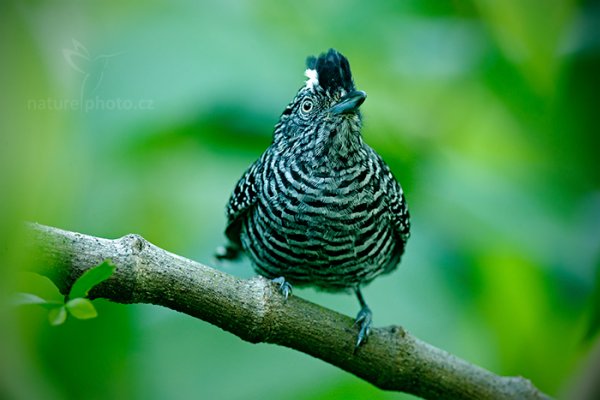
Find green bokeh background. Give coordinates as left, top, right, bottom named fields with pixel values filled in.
left=1, top=1, right=599, bottom=399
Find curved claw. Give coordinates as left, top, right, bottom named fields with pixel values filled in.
left=272, top=277, right=292, bottom=301
left=354, top=306, right=372, bottom=348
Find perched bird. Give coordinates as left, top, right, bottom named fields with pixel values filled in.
left=218, top=49, right=410, bottom=347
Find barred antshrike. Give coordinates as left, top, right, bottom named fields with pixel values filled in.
left=218, top=49, right=410, bottom=347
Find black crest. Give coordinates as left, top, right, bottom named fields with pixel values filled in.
left=306, top=49, right=355, bottom=94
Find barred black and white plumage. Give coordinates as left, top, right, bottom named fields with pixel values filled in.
left=219, top=49, right=410, bottom=346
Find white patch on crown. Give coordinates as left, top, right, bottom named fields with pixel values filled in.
left=304, top=68, right=319, bottom=90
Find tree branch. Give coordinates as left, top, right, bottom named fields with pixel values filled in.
left=26, top=223, right=551, bottom=400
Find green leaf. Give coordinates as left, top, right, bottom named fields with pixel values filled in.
left=48, top=306, right=67, bottom=326
left=12, top=293, right=62, bottom=309
left=19, top=272, right=64, bottom=303
left=13, top=292, right=49, bottom=305
left=66, top=298, right=98, bottom=320
left=69, top=261, right=116, bottom=299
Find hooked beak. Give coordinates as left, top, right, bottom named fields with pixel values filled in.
left=330, top=90, right=367, bottom=115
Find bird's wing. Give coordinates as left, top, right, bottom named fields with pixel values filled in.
left=224, top=158, right=262, bottom=245
left=373, top=150, right=410, bottom=246
left=387, top=176, right=411, bottom=245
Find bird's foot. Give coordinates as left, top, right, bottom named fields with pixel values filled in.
left=272, top=276, right=293, bottom=301
left=353, top=305, right=372, bottom=348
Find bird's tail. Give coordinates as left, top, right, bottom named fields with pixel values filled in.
left=215, top=242, right=242, bottom=261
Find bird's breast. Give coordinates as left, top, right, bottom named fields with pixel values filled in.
left=258, top=157, right=387, bottom=242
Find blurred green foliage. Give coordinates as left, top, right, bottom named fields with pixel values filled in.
left=1, top=0, right=599, bottom=399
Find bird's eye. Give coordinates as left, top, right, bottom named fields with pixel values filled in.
left=301, top=99, right=314, bottom=114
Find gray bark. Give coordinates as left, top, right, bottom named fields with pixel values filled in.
left=26, top=223, right=551, bottom=400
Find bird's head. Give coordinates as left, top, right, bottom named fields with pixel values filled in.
left=273, top=49, right=366, bottom=154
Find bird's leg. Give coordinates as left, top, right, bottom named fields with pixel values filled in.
left=272, top=276, right=293, bottom=301
left=354, top=287, right=372, bottom=348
